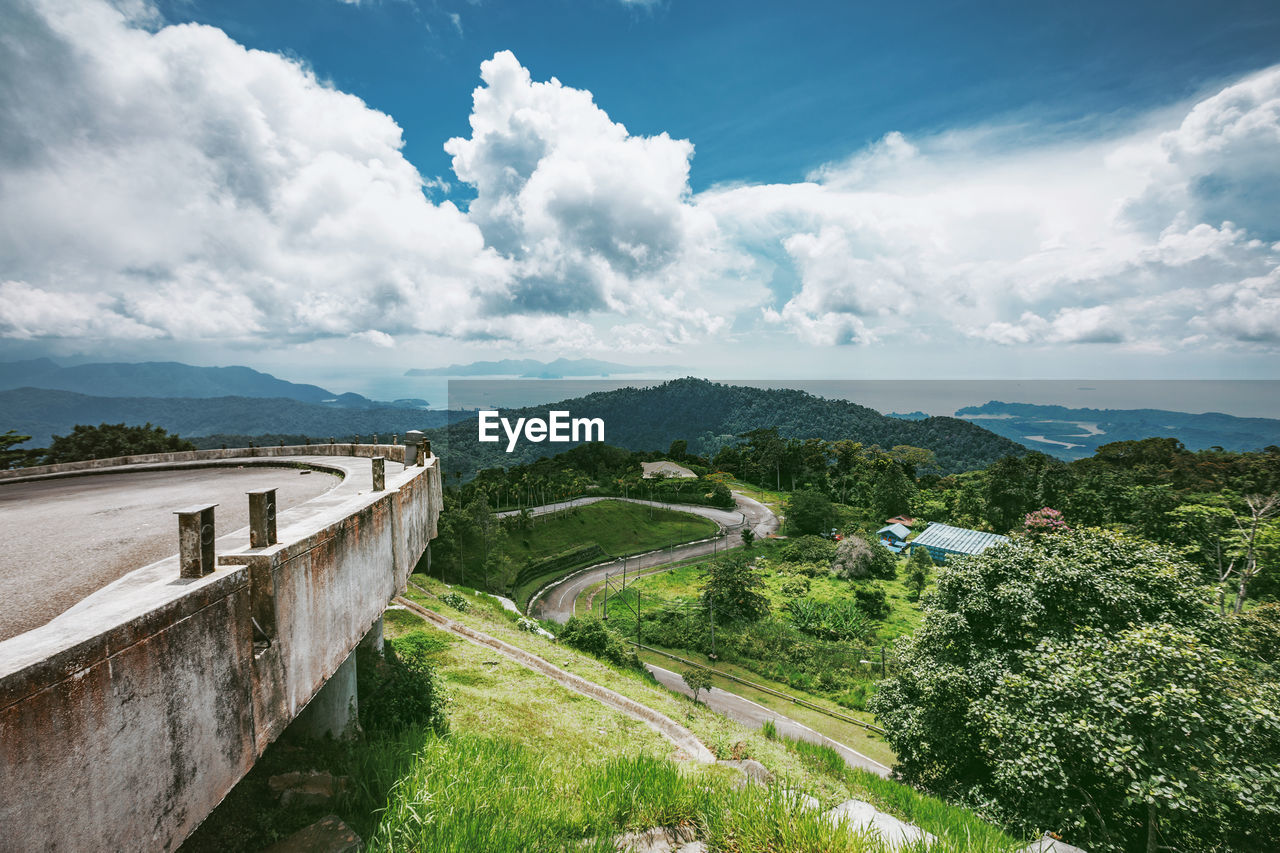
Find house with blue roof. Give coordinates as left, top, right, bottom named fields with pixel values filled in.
left=908, top=522, right=1009, bottom=564
left=877, top=522, right=911, bottom=554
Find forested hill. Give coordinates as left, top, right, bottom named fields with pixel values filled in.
left=442, top=378, right=1025, bottom=475
left=2, top=387, right=446, bottom=447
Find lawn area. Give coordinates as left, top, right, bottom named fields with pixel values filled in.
left=495, top=499, right=718, bottom=605
left=583, top=537, right=926, bottom=716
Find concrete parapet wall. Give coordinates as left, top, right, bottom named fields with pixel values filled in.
left=0, top=451, right=440, bottom=852
left=0, top=442, right=408, bottom=483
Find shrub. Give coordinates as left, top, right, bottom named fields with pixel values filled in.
left=441, top=591, right=470, bottom=612
left=357, top=630, right=451, bottom=733
left=780, top=535, right=838, bottom=564
left=853, top=587, right=889, bottom=620
left=786, top=489, right=834, bottom=535
left=516, top=616, right=540, bottom=633
left=558, top=616, right=643, bottom=671
left=830, top=535, right=897, bottom=580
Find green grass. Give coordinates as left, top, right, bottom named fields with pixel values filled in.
left=396, top=577, right=1026, bottom=852
left=495, top=499, right=717, bottom=604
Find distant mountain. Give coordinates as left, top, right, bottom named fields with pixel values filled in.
left=0, top=359, right=404, bottom=408
left=957, top=401, right=1280, bottom=460
left=437, top=378, right=1025, bottom=476
left=405, top=357, right=675, bottom=378
left=0, top=387, right=448, bottom=448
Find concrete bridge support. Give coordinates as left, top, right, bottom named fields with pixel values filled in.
left=0, top=450, right=440, bottom=852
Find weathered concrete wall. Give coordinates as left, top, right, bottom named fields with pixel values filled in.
left=0, top=451, right=440, bottom=852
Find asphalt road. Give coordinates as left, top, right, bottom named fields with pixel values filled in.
left=528, top=492, right=779, bottom=624
left=0, top=467, right=340, bottom=641
left=646, top=663, right=892, bottom=778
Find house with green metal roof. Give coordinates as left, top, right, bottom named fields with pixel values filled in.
left=909, top=522, right=1009, bottom=563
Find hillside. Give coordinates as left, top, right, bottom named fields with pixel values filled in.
left=0, top=359, right=407, bottom=408
left=0, top=387, right=447, bottom=447
left=438, top=378, right=1026, bottom=475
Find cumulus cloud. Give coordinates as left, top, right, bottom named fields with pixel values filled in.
left=702, top=66, right=1280, bottom=353
left=0, top=0, right=508, bottom=347
left=443, top=50, right=740, bottom=328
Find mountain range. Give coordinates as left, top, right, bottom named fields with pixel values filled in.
left=0, top=358, right=428, bottom=409
left=957, top=400, right=1280, bottom=460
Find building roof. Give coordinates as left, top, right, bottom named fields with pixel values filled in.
left=910, top=522, right=1009, bottom=556
left=641, top=460, right=697, bottom=479
left=877, top=523, right=911, bottom=540
left=887, top=515, right=916, bottom=527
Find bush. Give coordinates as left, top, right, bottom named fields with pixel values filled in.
left=830, top=535, right=897, bottom=580
left=516, top=617, right=540, bottom=633
left=558, top=616, right=643, bottom=671
left=853, top=587, right=890, bottom=620
left=357, top=631, right=451, bottom=733
left=780, top=535, right=838, bottom=564
left=441, top=591, right=470, bottom=612
left=701, top=553, right=770, bottom=622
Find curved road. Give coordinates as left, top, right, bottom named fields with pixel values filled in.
left=528, top=492, right=779, bottom=624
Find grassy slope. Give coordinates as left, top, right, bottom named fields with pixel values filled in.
left=494, top=499, right=717, bottom=604
left=397, top=577, right=1023, bottom=852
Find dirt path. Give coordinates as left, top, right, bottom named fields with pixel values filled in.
left=393, top=595, right=716, bottom=764
left=646, top=663, right=891, bottom=778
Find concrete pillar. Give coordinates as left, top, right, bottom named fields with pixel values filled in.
left=371, top=457, right=385, bottom=491
left=421, top=439, right=432, bottom=460
left=174, top=504, right=217, bottom=578
left=360, top=615, right=384, bottom=656
left=247, top=488, right=277, bottom=548
left=404, top=430, right=422, bottom=468
left=293, top=650, right=359, bottom=740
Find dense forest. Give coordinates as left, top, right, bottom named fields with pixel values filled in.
left=436, top=378, right=1026, bottom=477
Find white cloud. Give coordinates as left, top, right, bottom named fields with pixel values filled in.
left=701, top=67, right=1280, bottom=353
left=0, top=0, right=509, bottom=346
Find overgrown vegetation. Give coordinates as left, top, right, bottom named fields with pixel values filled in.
left=871, top=528, right=1280, bottom=853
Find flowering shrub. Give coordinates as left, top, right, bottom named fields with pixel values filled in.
left=516, top=617, right=540, bottom=633
left=1024, top=507, right=1070, bottom=537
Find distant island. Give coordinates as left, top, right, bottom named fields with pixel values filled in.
left=405, top=357, right=677, bottom=378
left=957, top=400, right=1280, bottom=459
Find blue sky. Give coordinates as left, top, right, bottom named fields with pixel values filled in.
left=2, top=0, right=1280, bottom=393
left=155, top=0, right=1280, bottom=192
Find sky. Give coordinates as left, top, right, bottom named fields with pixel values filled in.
left=2, top=0, right=1280, bottom=395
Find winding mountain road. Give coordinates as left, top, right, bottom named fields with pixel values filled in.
left=528, top=492, right=779, bottom=624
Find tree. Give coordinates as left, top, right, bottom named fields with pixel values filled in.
left=740, top=527, right=755, bottom=548
left=42, top=422, right=195, bottom=464
left=873, top=462, right=917, bottom=520
left=906, top=546, right=933, bottom=599
left=870, top=529, right=1258, bottom=852
left=1230, top=494, right=1280, bottom=613
left=980, top=624, right=1280, bottom=853
left=1, top=430, right=42, bottom=469
left=830, top=535, right=897, bottom=580
left=786, top=489, right=832, bottom=536
left=681, top=667, right=713, bottom=703
left=701, top=553, right=770, bottom=622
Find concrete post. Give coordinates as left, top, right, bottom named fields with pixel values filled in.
left=421, top=439, right=432, bottom=459
left=371, top=457, right=385, bottom=491
left=247, top=489, right=277, bottom=548
left=404, top=430, right=422, bottom=467
left=174, top=504, right=218, bottom=578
